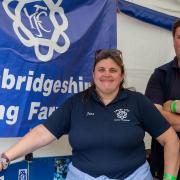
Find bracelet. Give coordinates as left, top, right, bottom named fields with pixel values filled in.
left=1, top=153, right=10, bottom=163
left=0, top=153, right=10, bottom=170
left=170, top=100, right=177, bottom=113
left=163, top=173, right=177, bottom=180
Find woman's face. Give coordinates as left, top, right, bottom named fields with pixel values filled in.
left=93, top=58, right=124, bottom=96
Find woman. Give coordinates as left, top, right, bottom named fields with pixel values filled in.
left=0, top=49, right=179, bottom=180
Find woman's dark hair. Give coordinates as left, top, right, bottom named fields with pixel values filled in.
left=82, top=49, right=125, bottom=103
left=172, top=19, right=180, bottom=37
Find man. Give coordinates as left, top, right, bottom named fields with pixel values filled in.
left=145, top=19, right=180, bottom=180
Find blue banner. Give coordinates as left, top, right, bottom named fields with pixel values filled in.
left=0, top=0, right=117, bottom=137
left=118, top=0, right=178, bottom=31
left=0, top=156, right=72, bottom=180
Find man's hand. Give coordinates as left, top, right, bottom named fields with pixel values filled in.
left=163, top=100, right=173, bottom=112
left=155, top=103, right=180, bottom=132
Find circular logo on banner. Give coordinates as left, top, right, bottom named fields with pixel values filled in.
left=2, top=0, right=70, bottom=62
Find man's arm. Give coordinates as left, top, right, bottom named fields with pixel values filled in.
left=155, top=103, right=180, bottom=132
left=163, top=100, right=180, bottom=114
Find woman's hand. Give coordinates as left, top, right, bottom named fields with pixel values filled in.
left=0, top=162, right=3, bottom=172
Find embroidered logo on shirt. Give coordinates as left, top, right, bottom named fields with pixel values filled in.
left=86, top=112, right=95, bottom=116
left=114, top=109, right=130, bottom=121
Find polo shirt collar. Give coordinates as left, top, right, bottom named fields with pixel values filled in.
left=159, top=57, right=179, bottom=71
left=91, top=88, right=128, bottom=105
left=172, top=57, right=179, bottom=69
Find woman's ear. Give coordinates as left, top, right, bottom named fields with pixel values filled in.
left=120, top=73, right=124, bottom=82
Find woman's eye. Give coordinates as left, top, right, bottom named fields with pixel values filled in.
left=98, top=68, right=105, bottom=72
left=110, top=69, right=117, bottom=73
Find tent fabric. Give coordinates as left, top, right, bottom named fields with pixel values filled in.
left=118, top=0, right=179, bottom=31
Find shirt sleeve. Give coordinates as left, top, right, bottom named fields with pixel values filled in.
left=145, top=69, right=165, bottom=105
left=43, top=98, right=72, bottom=139
left=137, top=93, right=170, bottom=138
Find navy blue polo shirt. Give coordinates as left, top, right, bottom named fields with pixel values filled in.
left=43, top=89, right=170, bottom=179
left=145, top=57, right=180, bottom=178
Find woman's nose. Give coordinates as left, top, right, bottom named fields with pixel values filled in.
left=103, top=69, right=111, bottom=76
